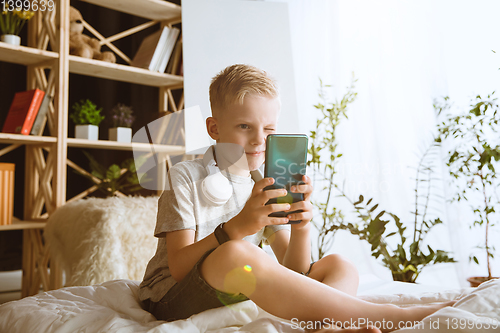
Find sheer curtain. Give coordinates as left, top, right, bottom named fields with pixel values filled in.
left=276, top=0, right=500, bottom=288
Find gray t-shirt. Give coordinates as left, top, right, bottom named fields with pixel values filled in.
left=139, top=159, right=289, bottom=302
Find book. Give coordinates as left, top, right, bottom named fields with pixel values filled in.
left=131, top=26, right=180, bottom=73
left=166, top=36, right=182, bottom=75
left=30, top=94, right=52, bottom=135
left=2, top=89, right=45, bottom=135
left=155, top=27, right=180, bottom=73
left=131, top=27, right=171, bottom=71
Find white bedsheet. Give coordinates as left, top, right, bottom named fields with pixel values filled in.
left=0, top=279, right=499, bottom=332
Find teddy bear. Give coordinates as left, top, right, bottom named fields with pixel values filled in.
left=69, top=6, right=116, bottom=63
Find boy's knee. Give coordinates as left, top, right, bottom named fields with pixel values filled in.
left=321, top=254, right=358, bottom=273
left=201, top=240, right=264, bottom=292
left=214, top=240, right=262, bottom=265
left=203, top=240, right=263, bottom=296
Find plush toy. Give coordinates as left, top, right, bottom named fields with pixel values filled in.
left=69, top=6, right=116, bottom=63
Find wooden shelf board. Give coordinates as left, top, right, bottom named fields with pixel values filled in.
left=0, top=43, right=58, bottom=66
left=79, top=0, right=181, bottom=21
left=0, top=133, right=56, bottom=145
left=0, top=220, right=46, bottom=231
left=67, top=138, right=185, bottom=154
left=69, top=56, right=184, bottom=87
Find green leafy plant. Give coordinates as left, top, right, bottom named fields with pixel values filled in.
left=70, top=99, right=105, bottom=126
left=334, top=141, right=456, bottom=282
left=110, top=103, right=135, bottom=128
left=0, top=9, right=34, bottom=36
left=79, top=151, right=148, bottom=196
left=308, top=78, right=455, bottom=282
left=436, top=93, right=500, bottom=281
left=308, top=77, right=357, bottom=260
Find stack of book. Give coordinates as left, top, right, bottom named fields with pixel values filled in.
left=1, top=89, right=52, bottom=136
left=131, top=26, right=180, bottom=73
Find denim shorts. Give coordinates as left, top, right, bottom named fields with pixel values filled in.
left=142, top=248, right=248, bottom=322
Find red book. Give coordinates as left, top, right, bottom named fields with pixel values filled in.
left=2, top=89, right=45, bottom=135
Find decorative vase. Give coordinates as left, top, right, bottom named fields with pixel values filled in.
left=1, top=34, right=21, bottom=46
left=75, top=124, right=99, bottom=141
left=0, top=163, right=15, bottom=226
left=109, top=127, right=132, bottom=143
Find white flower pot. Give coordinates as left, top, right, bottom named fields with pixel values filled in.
left=75, top=124, right=99, bottom=140
left=1, top=34, right=21, bottom=46
left=109, top=127, right=132, bottom=143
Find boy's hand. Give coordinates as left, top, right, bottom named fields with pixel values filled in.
left=286, top=175, right=313, bottom=230
left=225, top=177, right=290, bottom=240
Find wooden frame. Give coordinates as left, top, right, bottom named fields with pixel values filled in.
left=0, top=220, right=49, bottom=297
left=0, top=0, right=185, bottom=297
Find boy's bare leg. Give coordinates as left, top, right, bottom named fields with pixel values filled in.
left=307, top=254, right=360, bottom=296
left=201, top=240, right=454, bottom=333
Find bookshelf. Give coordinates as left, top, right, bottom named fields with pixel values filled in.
left=81, top=0, right=182, bottom=22
left=0, top=0, right=184, bottom=297
left=66, top=138, right=184, bottom=153
left=0, top=220, right=46, bottom=231
left=0, top=43, right=58, bottom=65
left=0, top=133, right=57, bottom=145
left=69, top=55, right=184, bottom=87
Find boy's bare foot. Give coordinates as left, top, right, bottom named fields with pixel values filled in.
left=401, top=300, right=456, bottom=323
left=311, top=300, right=456, bottom=333
left=314, top=300, right=455, bottom=333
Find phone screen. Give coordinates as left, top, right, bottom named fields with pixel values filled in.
left=264, top=134, right=308, bottom=224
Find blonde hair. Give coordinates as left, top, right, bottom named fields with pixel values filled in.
left=209, top=64, right=279, bottom=117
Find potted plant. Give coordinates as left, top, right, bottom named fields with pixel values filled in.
left=336, top=141, right=456, bottom=283
left=70, top=99, right=104, bottom=140
left=0, top=9, right=35, bottom=46
left=108, top=103, right=135, bottom=143
left=308, top=77, right=455, bottom=282
left=79, top=151, right=149, bottom=197
left=436, top=93, right=500, bottom=287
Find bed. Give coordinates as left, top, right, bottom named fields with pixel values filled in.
left=0, top=277, right=499, bottom=332
left=2, top=197, right=498, bottom=332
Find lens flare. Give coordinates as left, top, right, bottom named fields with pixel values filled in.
left=217, top=266, right=257, bottom=307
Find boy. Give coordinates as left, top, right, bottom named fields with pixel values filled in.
left=139, top=64, right=453, bottom=332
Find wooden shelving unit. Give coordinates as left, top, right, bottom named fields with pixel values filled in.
left=67, top=138, right=185, bottom=153
left=0, top=220, right=46, bottom=231
left=81, top=0, right=181, bottom=22
left=0, top=0, right=185, bottom=297
left=0, top=42, right=58, bottom=65
left=0, top=133, right=57, bottom=145
left=69, top=55, right=184, bottom=87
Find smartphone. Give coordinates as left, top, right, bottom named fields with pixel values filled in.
left=264, top=134, right=308, bottom=224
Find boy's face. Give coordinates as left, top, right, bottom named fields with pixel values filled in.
left=207, top=94, right=280, bottom=174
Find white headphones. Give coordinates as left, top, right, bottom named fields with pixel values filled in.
left=201, top=145, right=263, bottom=206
